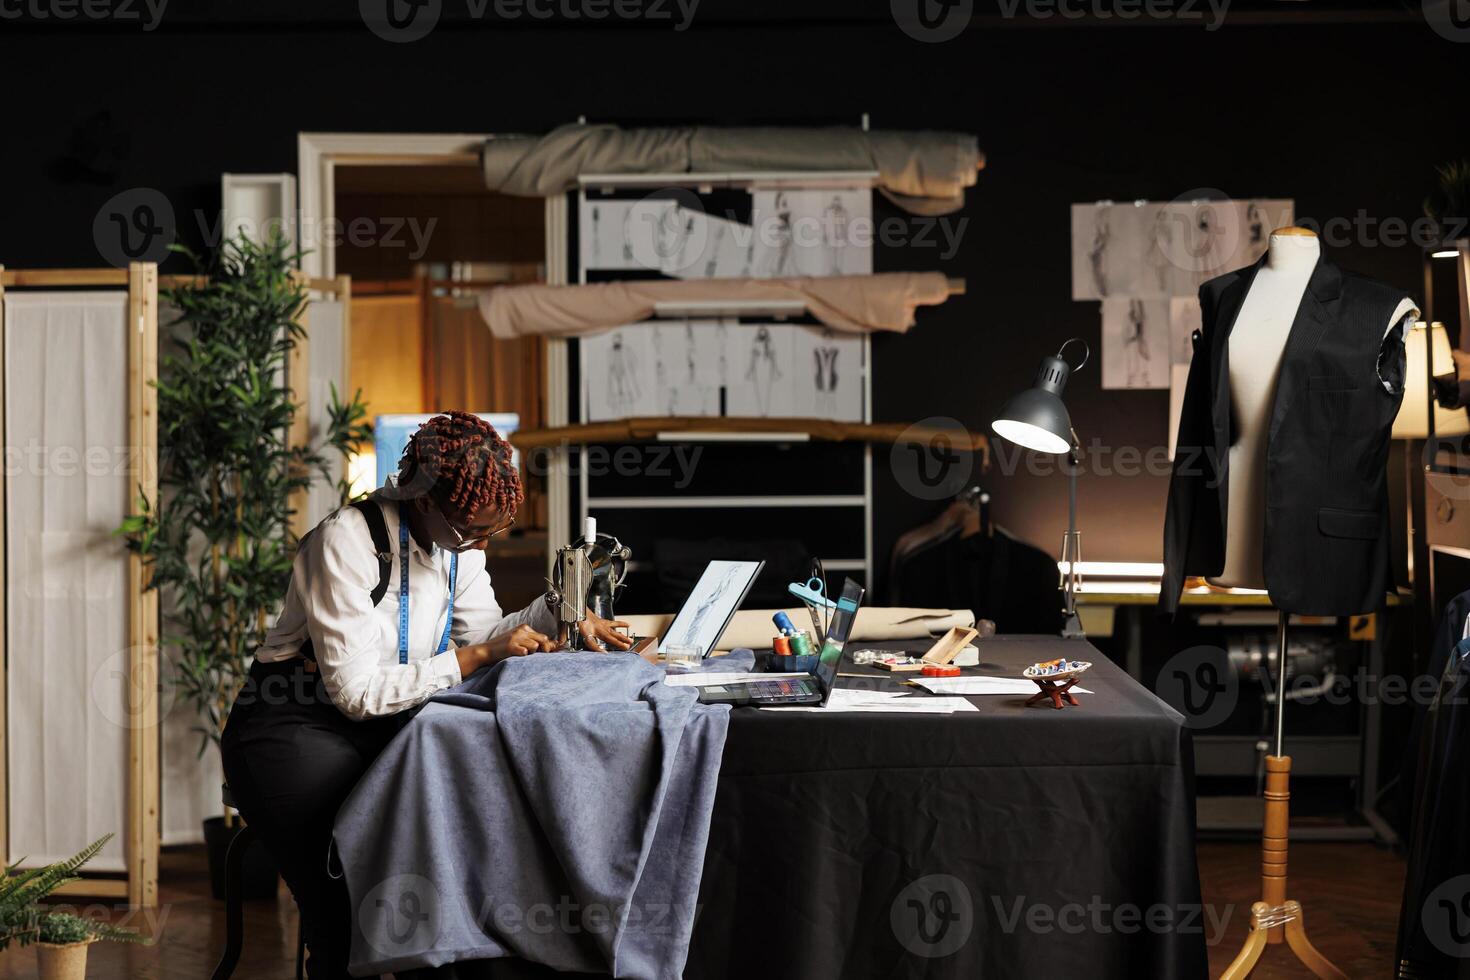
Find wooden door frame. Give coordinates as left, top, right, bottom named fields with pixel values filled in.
left=297, top=133, right=570, bottom=559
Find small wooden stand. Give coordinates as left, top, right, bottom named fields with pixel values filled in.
left=1218, top=612, right=1346, bottom=980
left=1025, top=676, right=1081, bottom=709
left=872, top=626, right=978, bottom=672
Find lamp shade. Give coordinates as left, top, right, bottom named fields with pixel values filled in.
left=1393, top=321, right=1470, bottom=439
left=991, top=352, right=1076, bottom=455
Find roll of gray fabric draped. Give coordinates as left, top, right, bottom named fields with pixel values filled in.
left=481, top=124, right=983, bottom=215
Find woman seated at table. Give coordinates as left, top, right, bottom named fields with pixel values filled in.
left=220, top=411, right=631, bottom=980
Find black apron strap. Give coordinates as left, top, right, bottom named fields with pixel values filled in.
left=298, top=499, right=395, bottom=664
left=350, top=498, right=394, bottom=607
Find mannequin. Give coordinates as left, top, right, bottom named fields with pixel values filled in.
left=1208, top=229, right=1418, bottom=589
left=1212, top=226, right=1417, bottom=980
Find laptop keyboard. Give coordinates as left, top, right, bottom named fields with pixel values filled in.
left=746, top=679, right=816, bottom=701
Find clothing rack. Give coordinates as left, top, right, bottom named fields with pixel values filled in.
left=0, top=264, right=160, bottom=907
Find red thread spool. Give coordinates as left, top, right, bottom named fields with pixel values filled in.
left=921, top=663, right=961, bottom=677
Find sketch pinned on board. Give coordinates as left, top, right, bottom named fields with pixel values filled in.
left=792, top=326, right=864, bottom=421
left=723, top=323, right=795, bottom=417
left=1168, top=295, right=1202, bottom=365
left=579, top=197, right=696, bottom=274
left=1072, top=199, right=1293, bottom=299
left=750, top=190, right=872, bottom=278
left=660, top=208, right=755, bottom=280
left=1101, top=297, right=1170, bottom=390
left=660, top=320, right=721, bottom=416
left=1166, top=296, right=1203, bottom=458
left=581, top=200, right=641, bottom=271
left=582, top=327, right=657, bottom=421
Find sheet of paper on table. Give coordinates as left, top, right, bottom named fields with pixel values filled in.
left=782, top=689, right=978, bottom=713
left=909, top=676, right=1093, bottom=696
left=662, top=672, right=808, bottom=687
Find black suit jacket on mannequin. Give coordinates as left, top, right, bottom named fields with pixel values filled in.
left=1159, top=253, right=1411, bottom=618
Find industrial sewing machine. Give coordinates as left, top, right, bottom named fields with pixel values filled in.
left=545, top=517, right=634, bottom=651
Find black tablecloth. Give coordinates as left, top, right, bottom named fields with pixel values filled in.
left=401, top=637, right=1206, bottom=980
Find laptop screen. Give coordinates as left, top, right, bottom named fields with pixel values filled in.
left=813, top=578, right=864, bottom=693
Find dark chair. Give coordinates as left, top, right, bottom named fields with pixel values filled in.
left=212, top=785, right=305, bottom=980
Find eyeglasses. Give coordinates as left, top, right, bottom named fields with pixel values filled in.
left=439, top=512, right=516, bottom=550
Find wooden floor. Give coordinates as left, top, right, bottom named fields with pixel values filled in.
left=0, top=841, right=1405, bottom=978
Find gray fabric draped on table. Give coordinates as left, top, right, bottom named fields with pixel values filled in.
left=480, top=124, right=983, bottom=215
left=334, top=651, right=732, bottom=979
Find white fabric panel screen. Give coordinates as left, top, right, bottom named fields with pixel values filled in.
left=306, top=297, right=345, bottom=529
left=5, top=292, right=130, bottom=871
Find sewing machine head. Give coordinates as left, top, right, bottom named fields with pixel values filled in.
left=546, top=516, right=631, bottom=650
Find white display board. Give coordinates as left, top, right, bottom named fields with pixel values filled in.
left=4, top=292, right=130, bottom=871
left=581, top=321, right=864, bottom=423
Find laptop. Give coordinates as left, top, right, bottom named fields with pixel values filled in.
left=696, top=577, right=864, bottom=708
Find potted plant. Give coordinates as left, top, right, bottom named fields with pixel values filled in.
left=118, top=232, right=371, bottom=898
left=33, top=911, right=146, bottom=980
left=0, top=834, right=148, bottom=979
left=1424, top=158, right=1470, bottom=249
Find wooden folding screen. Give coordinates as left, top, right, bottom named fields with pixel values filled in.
left=0, top=263, right=160, bottom=907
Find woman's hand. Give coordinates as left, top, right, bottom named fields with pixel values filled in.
left=572, top=611, right=634, bottom=652
left=456, top=625, right=555, bottom=677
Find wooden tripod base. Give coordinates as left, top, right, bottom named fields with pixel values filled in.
left=1217, top=756, right=1346, bottom=980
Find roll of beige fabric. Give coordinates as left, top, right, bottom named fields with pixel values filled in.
left=620, top=606, right=976, bottom=654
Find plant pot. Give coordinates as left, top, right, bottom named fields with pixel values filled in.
left=203, top=816, right=279, bottom=901
left=36, top=940, right=91, bottom=980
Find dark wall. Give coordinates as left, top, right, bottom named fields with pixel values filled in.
left=3, top=12, right=1466, bottom=576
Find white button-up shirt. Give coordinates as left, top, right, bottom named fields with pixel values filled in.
left=256, top=496, right=555, bottom=721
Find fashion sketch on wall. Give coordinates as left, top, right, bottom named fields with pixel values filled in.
left=724, top=323, right=796, bottom=417
left=579, top=197, right=703, bottom=275
left=750, top=189, right=873, bottom=278
left=1101, top=297, right=1170, bottom=389
left=1071, top=199, right=1293, bottom=300
left=792, top=326, right=864, bottom=421
left=582, top=327, right=656, bottom=421
left=661, top=320, right=721, bottom=416
left=1167, top=296, right=1202, bottom=456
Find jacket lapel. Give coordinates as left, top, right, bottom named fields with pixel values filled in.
left=1267, top=255, right=1342, bottom=443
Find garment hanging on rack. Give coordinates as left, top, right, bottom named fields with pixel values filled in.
left=1396, top=589, right=1470, bottom=977
left=889, top=498, right=1061, bottom=636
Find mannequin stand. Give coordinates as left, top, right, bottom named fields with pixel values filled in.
left=1219, top=611, right=1346, bottom=980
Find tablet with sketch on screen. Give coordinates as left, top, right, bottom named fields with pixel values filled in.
left=659, top=560, right=765, bottom=658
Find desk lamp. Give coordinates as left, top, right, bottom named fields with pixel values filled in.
left=991, top=338, right=1089, bottom=639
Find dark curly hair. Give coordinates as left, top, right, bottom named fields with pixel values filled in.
left=396, top=412, right=523, bottom=525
